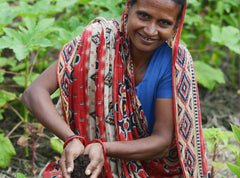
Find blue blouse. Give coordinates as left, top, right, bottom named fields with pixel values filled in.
left=135, top=42, right=173, bottom=133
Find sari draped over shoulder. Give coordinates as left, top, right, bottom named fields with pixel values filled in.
left=43, top=2, right=210, bottom=178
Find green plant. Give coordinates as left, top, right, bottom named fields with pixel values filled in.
left=203, top=124, right=240, bottom=177
left=0, top=133, right=16, bottom=169
left=182, top=0, right=239, bottom=89
left=16, top=172, right=26, bottom=178
left=226, top=124, right=240, bottom=177
left=50, top=136, right=63, bottom=155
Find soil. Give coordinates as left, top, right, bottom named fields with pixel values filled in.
left=0, top=57, right=239, bottom=178
left=71, top=155, right=90, bottom=178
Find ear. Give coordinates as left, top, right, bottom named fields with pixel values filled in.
left=125, top=0, right=131, bottom=15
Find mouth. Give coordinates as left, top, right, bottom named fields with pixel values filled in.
left=137, top=32, right=157, bottom=42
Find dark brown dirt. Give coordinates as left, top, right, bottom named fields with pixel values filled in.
left=71, top=155, right=90, bottom=178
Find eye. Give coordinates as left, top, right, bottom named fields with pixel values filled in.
left=158, top=20, right=173, bottom=26
left=137, top=11, right=150, bottom=20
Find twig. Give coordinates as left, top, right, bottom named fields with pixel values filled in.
left=6, top=103, right=25, bottom=121
left=0, top=85, right=25, bottom=88
left=6, top=120, right=24, bottom=138
left=189, top=45, right=219, bottom=53
left=35, top=50, right=59, bottom=65
left=0, top=90, right=20, bottom=101
left=27, top=49, right=39, bottom=82
left=0, top=70, right=24, bottom=76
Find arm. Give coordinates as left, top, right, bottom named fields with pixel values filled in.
left=103, top=98, right=174, bottom=160
left=85, top=98, right=174, bottom=177
left=21, top=61, right=74, bottom=141
left=21, top=61, right=84, bottom=178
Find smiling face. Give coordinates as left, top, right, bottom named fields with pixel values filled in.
left=126, top=0, right=181, bottom=56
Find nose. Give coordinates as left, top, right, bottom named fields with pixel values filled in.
left=144, top=22, right=158, bottom=36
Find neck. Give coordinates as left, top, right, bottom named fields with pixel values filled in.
left=130, top=46, right=154, bottom=86
left=131, top=47, right=154, bottom=68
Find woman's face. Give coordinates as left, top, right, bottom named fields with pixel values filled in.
left=126, top=0, right=181, bottom=55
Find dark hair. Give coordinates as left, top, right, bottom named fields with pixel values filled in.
left=129, top=0, right=186, bottom=20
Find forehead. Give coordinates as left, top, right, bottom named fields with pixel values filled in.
left=130, top=0, right=180, bottom=19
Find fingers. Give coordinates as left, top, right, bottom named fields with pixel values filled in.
left=59, top=139, right=85, bottom=178
left=84, top=143, right=104, bottom=177
left=85, top=159, right=104, bottom=178
left=59, top=151, right=69, bottom=178
left=65, top=148, right=74, bottom=173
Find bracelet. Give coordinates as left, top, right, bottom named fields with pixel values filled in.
left=89, top=139, right=106, bottom=157
left=63, top=135, right=86, bottom=149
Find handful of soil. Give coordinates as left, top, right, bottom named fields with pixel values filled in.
left=71, top=154, right=90, bottom=178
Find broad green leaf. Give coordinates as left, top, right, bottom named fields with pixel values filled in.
left=35, top=18, right=55, bottom=36
left=0, top=90, right=16, bottom=107
left=51, top=89, right=60, bottom=99
left=50, top=137, right=63, bottom=154
left=225, top=144, right=240, bottom=156
left=12, top=44, right=30, bottom=61
left=227, top=163, right=240, bottom=178
left=231, top=124, right=240, bottom=144
left=211, top=25, right=240, bottom=54
left=0, top=57, right=9, bottom=67
left=212, top=161, right=226, bottom=171
left=0, top=36, right=12, bottom=49
left=10, top=63, right=25, bottom=72
left=194, top=61, right=225, bottom=89
left=3, top=28, right=23, bottom=43
left=13, top=72, right=39, bottom=87
left=0, top=133, right=16, bottom=169
left=206, top=140, right=216, bottom=153
left=0, top=28, right=30, bottom=61
left=23, top=17, right=36, bottom=34
left=0, top=3, right=18, bottom=26
left=31, top=38, right=52, bottom=48
left=16, top=173, right=26, bottom=178
left=55, top=0, right=79, bottom=10
left=0, top=109, right=4, bottom=120
left=1, top=16, right=56, bottom=61
left=0, top=73, right=4, bottom=83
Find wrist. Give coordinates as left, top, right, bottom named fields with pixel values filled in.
left=89, top=139, right=106, bottom=157
left=63, top=135, right=86, bottom=149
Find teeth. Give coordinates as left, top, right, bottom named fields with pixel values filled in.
left=143, top=36, right=150, bottom=40
left=138, top=33, right=153, bottom=41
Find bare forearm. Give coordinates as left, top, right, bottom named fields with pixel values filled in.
left=21, top=63, right=75, bottom=141
left=21, top=87, right=74, bottom=141
left=104, top=134, right=171, bottom=160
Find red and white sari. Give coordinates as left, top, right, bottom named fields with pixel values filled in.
left=44, top=2, right=210, bottom=177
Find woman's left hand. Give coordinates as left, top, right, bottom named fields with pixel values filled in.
left=84, top=142, right=105, bottom=177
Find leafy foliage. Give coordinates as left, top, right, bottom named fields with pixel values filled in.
left=16, top=172, right=26, bottom=178
left=203, top=125, right=240, bottom=177
left=194, top=61, right=225, bottom=89
left=0, top=134, right=16, bottom=169
left=0, top=17, right=55, bottom=61
left=50, top=137, right=63, bottom=154
left=183, top=0, right=239, bottom=89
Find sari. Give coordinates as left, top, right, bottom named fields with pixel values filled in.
left=43, top=1, right=210, bottom=177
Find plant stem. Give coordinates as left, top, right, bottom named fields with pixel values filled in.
left=230, top=52, right=236, bottom=87
left=211, top=143, right=218, bottom=178
left=24, top=56, right=30, bottom=157
left=6, top=120, right=24, bottom=138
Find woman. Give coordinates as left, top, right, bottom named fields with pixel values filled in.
left=21, top=0, right=210, bottom=177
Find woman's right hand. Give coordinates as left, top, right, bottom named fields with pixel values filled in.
left=59, top=139, right=85, bottom=178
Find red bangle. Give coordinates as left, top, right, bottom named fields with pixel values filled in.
left=63, top=135, right=86, bottom=149
left=89, top=139, right=106, bottom=157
